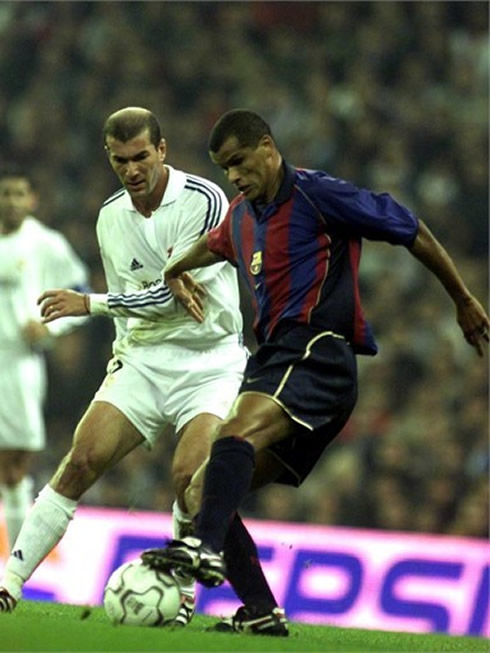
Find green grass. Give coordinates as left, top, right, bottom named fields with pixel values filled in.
left=0, top=601, right=488, bottom=653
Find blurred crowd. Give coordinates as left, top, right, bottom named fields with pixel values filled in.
left=1, top=2, right=488, bottom=537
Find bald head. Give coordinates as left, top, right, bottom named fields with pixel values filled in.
left=103, top=107, right=162, bottom=148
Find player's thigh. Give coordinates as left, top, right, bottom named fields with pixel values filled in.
left=166, top=341, right=246, bottom=435
left=93, top=356, right=169, bottom=448
left=216, top=392, right=296, bottom=452
left=70, top=401, right=145, bottom=469
left=173, top=413, right=220, bottom=481
left=173, top=413, right=221, bottom=504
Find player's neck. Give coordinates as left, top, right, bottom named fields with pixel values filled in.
left=264, top=155, right=284, bottom=203
left=133, top=166, right=169, bottom=218
left=0, top=218, right=25, bottom=235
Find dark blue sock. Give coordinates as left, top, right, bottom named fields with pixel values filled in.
left=224, top=513, right=277, bottom=613
left=196, top=436, right=255, bottom=553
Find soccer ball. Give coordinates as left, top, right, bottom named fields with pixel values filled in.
left=103, top=559, right=181, bottom=626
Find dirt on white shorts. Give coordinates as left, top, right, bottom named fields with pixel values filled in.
left=0, top=353, right=47, bottom=451
left=93, top=337, right=247, bottom=447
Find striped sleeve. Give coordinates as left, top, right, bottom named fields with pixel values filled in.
left=184, top=174, right=224, bottom=236
left=89, top=281, right=176, bottom=319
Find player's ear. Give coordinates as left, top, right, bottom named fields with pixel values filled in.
left=158, top=139, right=166, bottom=163
left=258, top=135, right=275, bottom=158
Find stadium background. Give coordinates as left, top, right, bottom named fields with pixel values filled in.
left=0, top=2, right=487, bottom=538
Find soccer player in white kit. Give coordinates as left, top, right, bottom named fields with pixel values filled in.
left=0, top=108, right=247, bottom=625
left=0, top=167, right=89, bottom=551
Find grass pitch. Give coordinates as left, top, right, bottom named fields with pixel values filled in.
left=0, top=601, right=488, bottom=653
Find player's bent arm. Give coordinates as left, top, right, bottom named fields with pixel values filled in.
left=408, top=219, right=489, bottom=355
left=164, top=233, right=223, bottom=280
left=38, top=276, right=206, bottom=324
left=410, top=220, right=471, bottom=303
left=163, top=235, right=224, bottom=322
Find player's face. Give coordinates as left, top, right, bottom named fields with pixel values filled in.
left=210, top=135, right=276, bottom=202
left=105, top=130, right=166, bottom=200
left=0, top=177, right=36, bottom=233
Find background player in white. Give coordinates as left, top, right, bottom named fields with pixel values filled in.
left=0, top=167, right=89, bottom=551
left=0, top=108, right=247, bottom=624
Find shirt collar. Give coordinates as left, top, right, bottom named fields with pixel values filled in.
left=275, top=160, right=296, bottom=204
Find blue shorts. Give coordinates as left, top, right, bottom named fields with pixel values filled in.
left=240, top=322, right=358, bottom=486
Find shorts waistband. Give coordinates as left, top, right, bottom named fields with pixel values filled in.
left=116, top=333, right=243, bottom=356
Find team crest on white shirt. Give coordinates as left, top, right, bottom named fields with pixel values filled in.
left=250, top=251, right=262, bottom=275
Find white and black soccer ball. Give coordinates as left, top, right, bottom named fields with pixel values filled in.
left=103, top=559, right=181, bottom=626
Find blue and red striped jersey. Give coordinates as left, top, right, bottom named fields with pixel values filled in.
left=207, top=164, right=419, bottom=354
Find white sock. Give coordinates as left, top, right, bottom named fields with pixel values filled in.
left=2, top=484, right=78, bottom=601
left=1, top=477, right=34, bottom=551
left=171, top=500, right=195, bottom=599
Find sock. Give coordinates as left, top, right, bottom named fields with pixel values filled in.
left=224, top=512, right=277, bottom=614
left=2, top=485, right=78, bottom=601
left=1, top=477, right=34, bottom=551
left=171, top=500, right=195, bottom=599
left=195, top=436, right=255, bottom=553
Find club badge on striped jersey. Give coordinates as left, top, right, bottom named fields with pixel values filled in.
left=250, top=251, right=262, bottom=275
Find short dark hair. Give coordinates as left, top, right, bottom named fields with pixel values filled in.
left=208, top=109, right=273, bottom=152
left=103, top=107, right=161, bottom=148
left=0, top=165, right=33, bottom=186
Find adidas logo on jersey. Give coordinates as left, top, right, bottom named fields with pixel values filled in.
left=12, top=549, right=24, bottom=561
left=130, top=258, right=144, bottom=271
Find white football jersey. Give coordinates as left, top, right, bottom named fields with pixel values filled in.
left=0, top=216, right=89, bottom=353
left=92, top=166, right=243, bottom=353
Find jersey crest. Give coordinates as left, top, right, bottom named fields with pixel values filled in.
left=250, top=251, right=262, bottom=276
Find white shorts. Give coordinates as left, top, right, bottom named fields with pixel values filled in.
left=93, top=338, right=247, bottom=447
left=0, top=353, right=47, bottom=451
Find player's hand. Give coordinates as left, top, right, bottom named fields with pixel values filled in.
left=456, top=293, right=489, bottom=357
left=38, top=289, right=90, bottom=323
left=166, top=272, right=206, bottom=323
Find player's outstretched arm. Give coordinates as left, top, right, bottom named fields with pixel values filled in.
left=164, top=233, right=223, bottom=321
left=38, top=289, right=89, bottom=323
left=409, top=219, right=489, bottom=356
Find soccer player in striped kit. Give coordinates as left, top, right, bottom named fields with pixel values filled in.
left=142, top=109, right=489, bottom=635
left=0, top=108, right=251, bottom=626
